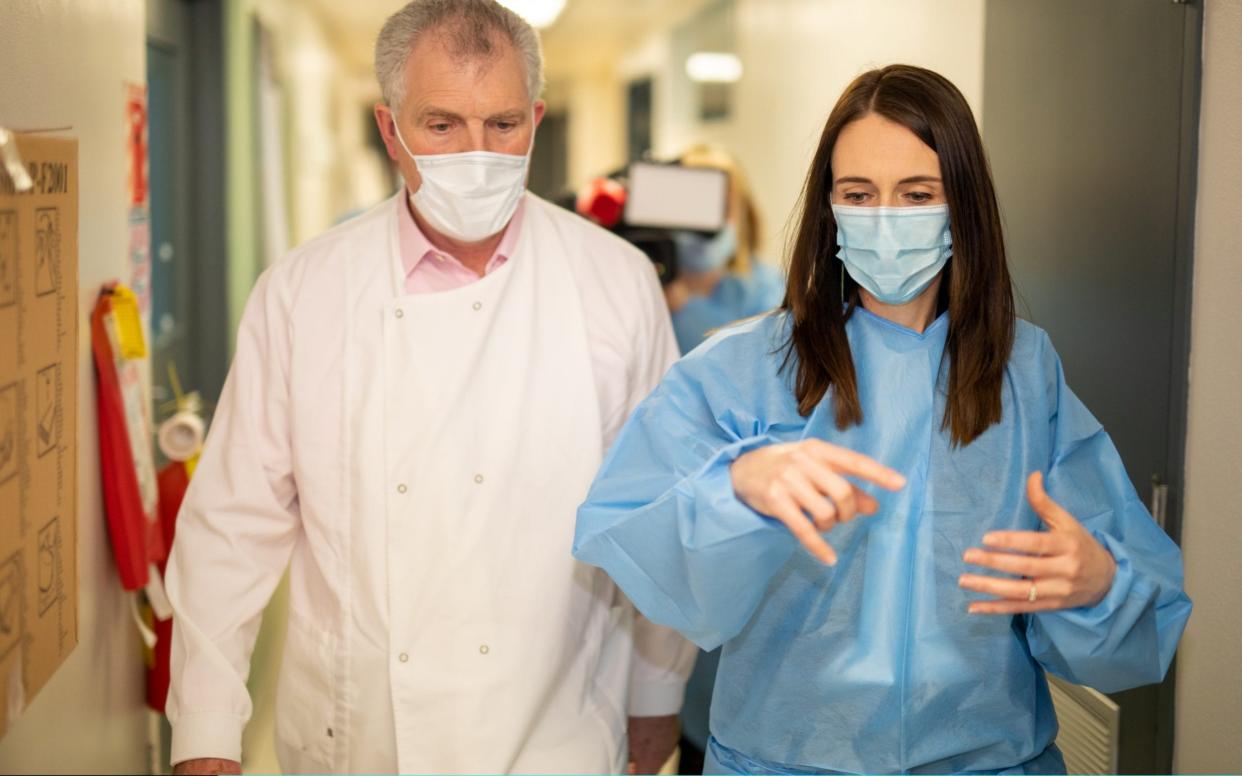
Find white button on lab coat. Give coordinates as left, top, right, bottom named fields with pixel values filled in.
left=165, top=193, right=696, bottom=774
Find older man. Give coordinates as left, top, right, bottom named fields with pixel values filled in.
left=165, top=1, right=694, bottom=773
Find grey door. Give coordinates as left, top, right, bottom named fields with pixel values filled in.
left=147, top=5, right=193, bottom=423
left=982, top=1, right=1201, bottom=772
left=147, top=0, right=228, bottom=431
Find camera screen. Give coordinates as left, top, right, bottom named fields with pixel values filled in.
left=623, top=163, right=728, bottom=232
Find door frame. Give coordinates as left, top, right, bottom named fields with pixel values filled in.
left=1159, top=1, right=1204, bottom=770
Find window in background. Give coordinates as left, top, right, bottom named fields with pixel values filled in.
left=627, top=78, right=654, bottom=162
left=674, top=0, right=739, bottom=124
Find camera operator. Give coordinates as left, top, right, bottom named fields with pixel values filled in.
left=664, top=145, right=785, bottom=354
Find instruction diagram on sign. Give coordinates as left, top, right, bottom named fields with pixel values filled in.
left=0, top=133, right=80, bottom=737
left=0, top=210, right=15, bottom=308
left=0, top=553, right=21, bottom=660
left=37, top=518, right=62, bottom=617
left=35, top=207, right=60, bottom=297
left=0, top=383, right=15, bottom=486
left=36, top=364, right=59, bottom=458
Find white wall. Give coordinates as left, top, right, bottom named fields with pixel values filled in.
left=225, top=0, right=389, bottom=289
left=255, top=0, right=340, bottom=246
left=0, top=1, right=150, bottom=773
left=732, top=0, right=984, bottom=260
left=565, top=68, right=626, bottom=190
left=608, top=0, right=986, bottom=261
left=1173, top=2, right=1242, bottom=772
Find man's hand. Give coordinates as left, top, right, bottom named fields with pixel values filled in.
left=628, top=714, right=680, bottom=775
left=959, top=471, right=1117, bottom=613
left=172, top=758, right=242, bottom=775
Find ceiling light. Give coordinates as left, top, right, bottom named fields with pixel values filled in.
left=498, top=0, right=567, bottom=29
left=685, top=52, right=744, bottom=84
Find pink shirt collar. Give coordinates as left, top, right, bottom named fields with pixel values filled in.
left=397, top=191, right=525, bottom=293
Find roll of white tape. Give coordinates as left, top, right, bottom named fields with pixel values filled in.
left=157, top=411, right=204, bottom=462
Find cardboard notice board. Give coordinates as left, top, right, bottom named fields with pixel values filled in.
left=0, top=133, right=79, bottom=738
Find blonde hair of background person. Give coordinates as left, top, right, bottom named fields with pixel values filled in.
left=681, top=144, right=762, bottom=276
left=665, top=144, right=786, bottom=354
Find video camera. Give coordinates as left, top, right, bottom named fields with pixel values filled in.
left=564, top=161, right=730, bottom=286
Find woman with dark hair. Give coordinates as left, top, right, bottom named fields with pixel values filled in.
left=573, top=65, right=1190, bottom=774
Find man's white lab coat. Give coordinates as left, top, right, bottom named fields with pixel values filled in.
left=165, top=193, right=696, bottom=773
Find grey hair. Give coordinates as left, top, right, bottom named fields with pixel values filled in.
left=375, top=0, right=545, bottom=111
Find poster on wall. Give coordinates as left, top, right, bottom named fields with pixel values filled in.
left=125, top=83, right=151, bottom=324
left=0, top=130, right=80, bottom=740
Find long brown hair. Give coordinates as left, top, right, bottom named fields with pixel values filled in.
left=781, top=64, right=1014, bottom=447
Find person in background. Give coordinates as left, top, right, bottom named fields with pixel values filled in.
left=575, top=65, right=1190, bottom=774
left=665, top=145, right=785, bottom=356
left=164, top=1, right=693, bottom=773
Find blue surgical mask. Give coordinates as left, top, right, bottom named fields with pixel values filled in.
left=832, top=204, right=953, bottom=305
left=675, top=223, right=738, bottom=274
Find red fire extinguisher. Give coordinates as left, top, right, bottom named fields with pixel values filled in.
left=147, top=369, right=204, bottom=713
left=90, top=283, right=173, bottom=702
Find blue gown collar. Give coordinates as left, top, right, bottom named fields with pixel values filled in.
left=851, top=304, right=949, bottom=343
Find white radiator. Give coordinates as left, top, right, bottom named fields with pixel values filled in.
left=1048, top=674, right=1121, bottom=775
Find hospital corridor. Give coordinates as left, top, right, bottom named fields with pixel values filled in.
left=0, top=0, right=1240, bottom=774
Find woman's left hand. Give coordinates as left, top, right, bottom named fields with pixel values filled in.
left=958, top=471, right=1117, bottom=614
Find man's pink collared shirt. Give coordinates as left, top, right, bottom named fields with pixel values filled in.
left=398, top=195, right=525, bottom=293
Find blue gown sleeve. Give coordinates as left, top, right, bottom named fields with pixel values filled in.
left=1026, top=333, right=1192, bottom=693
left=573, top=341, right=797, bottom=651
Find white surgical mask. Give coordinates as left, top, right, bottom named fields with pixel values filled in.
left=831, top=204, right=953, bottom=305
left=394, top=122, right=532, bottom=243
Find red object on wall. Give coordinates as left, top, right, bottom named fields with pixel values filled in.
left=91, top=287, right=159, bottom=590
left=92, top=283, right=179, bottom=713
left=126, top=85, right=148, bottom=207
left=147, top=460, right=191, bottom=713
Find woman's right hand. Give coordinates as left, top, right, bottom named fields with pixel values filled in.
left=730, top=439, right=906, bottom=564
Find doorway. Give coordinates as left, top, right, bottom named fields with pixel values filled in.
left=147, top=0, right=229, bottom=426
left=982, top=1, right=1202, bottom=771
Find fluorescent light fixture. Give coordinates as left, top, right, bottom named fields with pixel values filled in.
left=498, top=0, right=567, bottom=29
left=686, top=52, right=743, bottom=83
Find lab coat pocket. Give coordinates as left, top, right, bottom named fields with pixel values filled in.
left=274, top=610, right=338, bottom=773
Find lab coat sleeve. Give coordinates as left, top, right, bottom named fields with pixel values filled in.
left=164, top=267, right=302, bottom=764
left=575, top=320, right=796, bottom=654
left=1025, top=334, right=1192, bottom=693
